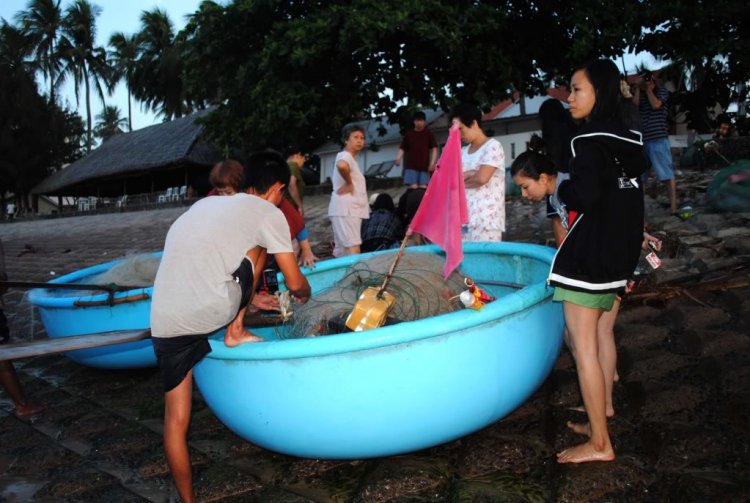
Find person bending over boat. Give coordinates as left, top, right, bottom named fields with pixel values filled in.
left=151, top=152, right=311, bottom=502
left=547, top=59, right=647, bottom=464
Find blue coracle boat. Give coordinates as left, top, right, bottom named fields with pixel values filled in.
left=27, top=253, right=159, bottom=369
left=193, top=242, right=564, bottom=459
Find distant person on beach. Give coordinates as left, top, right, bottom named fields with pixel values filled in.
left=328, top=123, right=370, bottom=257
left=548, top=59, right=646, bottom=464
left=151, top=152, right=311, bottom=502
left=633, top=70, right=678, bottom=213
left=286, top=152, right=307, bottom=217
left=0, top=238, right=44, bottom=418
left=449, top=103, right=506, bottom=242
left=395, top=111, right=438, bottom=188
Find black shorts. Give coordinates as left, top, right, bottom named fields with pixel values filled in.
left=152, top=335, right=211, bottom=393
left=0, top=309, right=9, bottom=345
left=233, top=257, right=254, bottom=316
left=152, top=257, right=254, bottom=393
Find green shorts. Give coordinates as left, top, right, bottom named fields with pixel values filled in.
left=552, top=287, right=617, bottom=311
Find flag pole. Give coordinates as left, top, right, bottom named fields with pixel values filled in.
left=377, top=233, right=410, bottom=296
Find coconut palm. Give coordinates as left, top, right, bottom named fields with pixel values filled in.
left=94, top=105, right=127, bottom=141
left=58, top=0, right=113, bottom=152
left=0, top=20, right=36, bottom=71
left=108, top=32, right=139, bottom=132
left=133, top=8, right=191, bottom=120
left=15, top=0, right=63, bottom=105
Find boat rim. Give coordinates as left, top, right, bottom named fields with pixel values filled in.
left=207, top=242, right=556, bottom=361
left=27, top=252, right=160, bottom=308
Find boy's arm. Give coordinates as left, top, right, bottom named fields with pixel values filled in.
left=275, top=252, right=311, bottom=303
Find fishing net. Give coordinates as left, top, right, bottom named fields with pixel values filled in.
left=89, top=255, right=161, bottom=288
left=285, top=251, right=467, bottom=339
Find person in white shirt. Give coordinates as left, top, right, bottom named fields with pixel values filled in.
left=328, top=123, right=370, bottom=256
left=449, top=104, right=506, bottom=242
left=151, top=151, right=311, bottom=502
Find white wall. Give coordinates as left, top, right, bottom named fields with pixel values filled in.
left=319, top=116, right=544, bottom=182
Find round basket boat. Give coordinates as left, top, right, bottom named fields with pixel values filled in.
left=193, top=242, right=564, bottom=459
left=27, top=253, right=159, bottom=369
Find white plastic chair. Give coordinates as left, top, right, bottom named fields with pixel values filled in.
left=159, top=188, right=173, bottom=203
left=116, top=195, right=128, bottom=208
left=78, top=199, right=90, bottom=211
left=171, top=187, right=180, bottom=201
left=179, top=186, right=187, bottom=199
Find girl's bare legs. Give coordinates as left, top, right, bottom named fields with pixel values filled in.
left=557, top=302, right=615, bottom=463
left=597, top=298, right=620, bottom=417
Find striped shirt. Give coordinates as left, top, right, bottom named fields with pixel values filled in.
left=639, top=86, right=669, bottom=143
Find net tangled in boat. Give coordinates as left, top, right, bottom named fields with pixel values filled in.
left=90, top=255, right=161, bottom=288
left=285, top=251, right=467, bottom=339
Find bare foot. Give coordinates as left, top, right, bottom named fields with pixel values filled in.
left=557, top=441, right=615, bottom=464
left=224, top=325, right=264, bottom=347
left=568, top=405, right=615, bottom=418
left=567, top=421, right=591, bottom=436
left=14, top=401, right=45, bottom=419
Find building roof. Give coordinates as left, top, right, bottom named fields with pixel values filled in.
left=313, top=108, right=445, bottom=155
left=32, top=108, right=222, bottom=195
left=487, top=93, right=568, bottom=120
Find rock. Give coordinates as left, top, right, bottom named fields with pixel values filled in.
left=686, top=213, right=727, bottom=231
left=678, top=234, right=713, bottom=247
left=681, top=247, right=717, bottom=265
left=713, top=226, right=750, bottom=239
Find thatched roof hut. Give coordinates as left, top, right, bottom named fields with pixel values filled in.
left=32, top=109, right=222, bottom=197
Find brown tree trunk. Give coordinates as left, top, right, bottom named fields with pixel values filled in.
left=85, top=66, right=92, bottom=153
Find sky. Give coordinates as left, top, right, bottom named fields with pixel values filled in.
left=1, top=0, right=664, bottom=135
left=0, top=0, right=206, bottom=132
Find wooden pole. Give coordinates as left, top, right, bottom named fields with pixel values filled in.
left=378, top=234, right=410, bottom=296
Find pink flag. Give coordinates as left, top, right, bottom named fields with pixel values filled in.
left=408, top=121, right=468, bottom=279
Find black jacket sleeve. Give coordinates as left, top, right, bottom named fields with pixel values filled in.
left=557, top=141, right=607, bottom=213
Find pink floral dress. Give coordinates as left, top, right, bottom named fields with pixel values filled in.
left=461, top=138, right=506, bottom=242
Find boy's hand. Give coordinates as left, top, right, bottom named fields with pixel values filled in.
left=299, top=250, right=319, bottom=270
left=292, top=293, right=310, bottom=304
left=252, top=293, right=280, bottom=311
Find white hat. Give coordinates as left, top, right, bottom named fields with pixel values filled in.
left=369, top=193, right=380, bottom=206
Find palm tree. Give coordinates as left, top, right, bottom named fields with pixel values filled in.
left=108, top=32, right=139, bottom=132
left=58, top=0, right=113, bottom=152
left=94, top=104, right=127, bottom=141
left=133, top=8, right=190, bottom=120
left=15, top=0, right=63, bottom=105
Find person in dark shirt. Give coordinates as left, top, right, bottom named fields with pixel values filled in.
left=633, top=70, right=677, bottom=213
left=395, top=112, right=438, bottom=189
left=361, top=194, right=404, bottom=252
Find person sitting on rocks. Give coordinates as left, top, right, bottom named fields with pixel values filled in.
left=150, top=152, right=311, bottom=502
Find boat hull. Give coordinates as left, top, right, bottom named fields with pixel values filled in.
left=28, top=255, right=157, bottom=369
left=194, top=242, right=564, bottom=458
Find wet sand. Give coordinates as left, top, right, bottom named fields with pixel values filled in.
left=1, top=184, right=749, bottom=502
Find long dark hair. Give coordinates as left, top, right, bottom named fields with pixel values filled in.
left=574, top=59, right=621, bottom=122
left=510, top=135, right=557, bottom=180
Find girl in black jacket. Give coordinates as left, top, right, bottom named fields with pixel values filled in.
left=551, top=59, right=647, bottom=464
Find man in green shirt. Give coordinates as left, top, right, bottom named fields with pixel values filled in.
left=286, top=152, right=307, bottom=217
